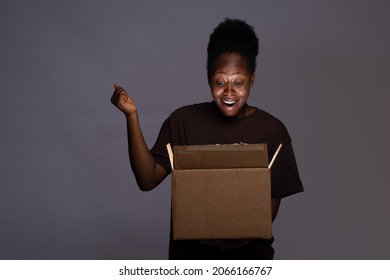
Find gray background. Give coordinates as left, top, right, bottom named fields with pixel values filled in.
left=1, top=0, right=389, bottom=259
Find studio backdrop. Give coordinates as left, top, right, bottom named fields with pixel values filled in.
left=1, top=0, right=389, bottom=259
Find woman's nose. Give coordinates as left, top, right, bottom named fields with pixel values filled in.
left=223, top=82, right=236, bottom=94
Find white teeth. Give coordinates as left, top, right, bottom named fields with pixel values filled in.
left=222, top=100, right=236, bottom=105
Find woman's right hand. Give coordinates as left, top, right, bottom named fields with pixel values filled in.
left=111, top=83, right=137, bottom=116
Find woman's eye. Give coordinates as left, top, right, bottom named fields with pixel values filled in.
left=234, top=81, right=244, bottom=86
left=215, top=81, right=225, bottom=87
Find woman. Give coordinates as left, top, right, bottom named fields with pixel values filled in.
left=111, top=18, right=303, bottom=259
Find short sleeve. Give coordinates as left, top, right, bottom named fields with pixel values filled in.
left=150, top=117, right=173, bottom=174
left=269, top=129, right=303, bottom=198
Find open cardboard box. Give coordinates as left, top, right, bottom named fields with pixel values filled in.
left=167, top=143, right=281, bottom=240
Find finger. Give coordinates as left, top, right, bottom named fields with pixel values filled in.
left=112, top=87, right=125, bottom=102
left=120, top=90, right=128, bottom=102
left=111, top=87, right=123, bottom=103
left=114, top=83, right=120, bottom=89
left=111, top=90, right=128, bottom=105
left=114, top=85, right=126, bottom=95
left=111, top=93, right=120, bottom=104
left=113, top=88, right=124, bottom=96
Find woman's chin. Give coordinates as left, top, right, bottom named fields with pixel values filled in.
left=217, top=104, right=245, bottom=118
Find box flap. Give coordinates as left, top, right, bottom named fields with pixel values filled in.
left=173, top=144, right=268, bottom=169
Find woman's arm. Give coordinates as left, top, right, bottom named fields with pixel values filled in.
left=111, top=84, right=168, bottom=191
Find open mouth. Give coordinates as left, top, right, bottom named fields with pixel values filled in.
left=222, top=99, right=237, bottom=106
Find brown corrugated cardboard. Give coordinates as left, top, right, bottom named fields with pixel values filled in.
left=168, top=143, right=274, bottom=240
left=173, top=144, right=268, bottom=169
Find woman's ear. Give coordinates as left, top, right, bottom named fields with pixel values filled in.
left=250, top=72, right=256, bottom=87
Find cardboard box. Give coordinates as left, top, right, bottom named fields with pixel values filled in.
left=167, top=143, right=274, bottom=240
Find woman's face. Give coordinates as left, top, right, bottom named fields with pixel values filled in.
left=210, top=52, right=255, bottom=118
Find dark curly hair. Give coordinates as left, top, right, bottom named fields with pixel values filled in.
left=207, top=18, right=259, bottom=82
